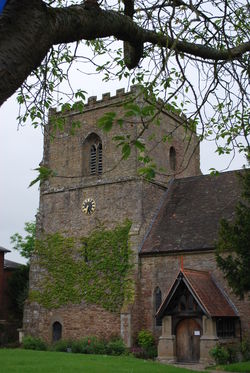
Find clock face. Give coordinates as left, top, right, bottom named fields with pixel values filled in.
left=82, top=198, right=96, bottom=215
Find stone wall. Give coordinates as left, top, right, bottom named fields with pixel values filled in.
left=24, top=86, right=201, bottom=345
left=23, top=301, right=121, bottom=343
left=26, top=179, right=167, bottom=344
left=138, top=251, right=250, bottom=338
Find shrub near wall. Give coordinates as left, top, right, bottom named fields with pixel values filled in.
left=131, top=330, right=157, bottom=359
left=23, top=335, right=127, bottom=356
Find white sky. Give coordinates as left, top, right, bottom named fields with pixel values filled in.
left=0, top=81, right=246, bottom=265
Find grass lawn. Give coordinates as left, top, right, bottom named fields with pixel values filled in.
left=0, top=349, right=203, bottom=373
left=217, top=362, right=250, bottom=373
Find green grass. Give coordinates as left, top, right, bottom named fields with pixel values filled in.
left=0, top=349, right=202, bottom=373
left=217, top=362, right=250, bottom=373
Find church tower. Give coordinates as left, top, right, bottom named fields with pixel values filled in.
left=23, top=86, right=200, bottom=345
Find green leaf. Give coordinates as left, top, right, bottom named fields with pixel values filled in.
left=138, top=166, right=156, bottom=180
left=29, top=166, right=57, bottom=187
left=122, top=143, right=131, bottom=159
left=97, top=112, right=116, bottom=132
left=134, top=140, right=145, bottom=152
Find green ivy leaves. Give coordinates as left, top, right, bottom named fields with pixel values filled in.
left=29, top=220, right=133, bottom=312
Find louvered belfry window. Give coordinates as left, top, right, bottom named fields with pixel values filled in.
left=83, top=133, right=103, bottom=176
left=98, top=143, right=102, bottom=174
left=89, top=138, right=102, bottom=175
left=90, top=145, right=97, bottom=174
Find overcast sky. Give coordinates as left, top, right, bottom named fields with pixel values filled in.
left=0, top=80, right=246, bottom=265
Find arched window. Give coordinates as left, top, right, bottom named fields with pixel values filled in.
left=52, top=321, right=62, bottom=342
left=82, top=133, right=102, bottom=176
left=169, top=146, right=176, bottom=171
left=154, top=287, right=162, bottom=327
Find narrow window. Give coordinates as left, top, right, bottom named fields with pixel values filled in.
left=82, top=133, right=103, bottom=176
left=155, top=287, right=162, bottom=327
left=98, top=143, right=102, bottom=174
left=170, top=146, right=176, bottom=171
left=90, top=145, right=97, bottom=174
left=52, top=321, right=62, bottom=342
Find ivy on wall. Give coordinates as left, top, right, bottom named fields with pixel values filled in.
left=29, top=220, right=133, bottom=312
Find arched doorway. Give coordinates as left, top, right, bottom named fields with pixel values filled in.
left=52, top=321, right=62, bottom=342
left=176, top=318, right=201, bottom=362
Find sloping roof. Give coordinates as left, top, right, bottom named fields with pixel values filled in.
left=157, top=269, right=238, bottom=318
left=4, top=259, right=22, bottom=269
left=140, top=171, right=241, bottom=254
left=0, top=246, right=11, bottom=253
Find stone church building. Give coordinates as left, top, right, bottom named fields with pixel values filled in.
left=23, top=86, right=250, bottom=363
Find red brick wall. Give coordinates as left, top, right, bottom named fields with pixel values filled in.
left=0, top=252, right=4, bottom=318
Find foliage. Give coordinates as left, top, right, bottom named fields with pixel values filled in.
left=26, top=335, right=127, bottom=356
left=0, top=349, right=203, bottom=373
left=210, top=340, right=250, bottom=366
left=210, top=344, right=230, bottom=365
left=133, top=330, right=157, bottom=360
left=9, top=221, right=36, bottom=319
left=7, top=264, right=29, bottom=319
left=22, top=335, right=47, bottom=351
left=1, top=0, right=249, bottom=168
left=29, top=166, right=57, bottom=188
left=10, top=221, right=36, bottom=261
left=51, top=339, right=72, bottom=352
left=240, top=338, right=250, bottom=362
left=137, top=330, right=155, bottom=350
left=216, top=167, right=250, bottom=298
left=29, top=220, right=133, bottom=311
left=106, top=338, right=127, bottom=356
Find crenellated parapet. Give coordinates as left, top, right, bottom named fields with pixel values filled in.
left=48, top=85, right=139, bottom=117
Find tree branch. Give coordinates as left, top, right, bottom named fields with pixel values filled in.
left=0, top=0, right=249, bottom=106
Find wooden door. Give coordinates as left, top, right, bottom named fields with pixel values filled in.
left=176, top=318, right=201, bottom=362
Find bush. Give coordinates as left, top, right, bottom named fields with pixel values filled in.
left=137, top=330, right=155, bottom=350
left=240, top=339, right=250, bottom=361
left=227, top=344, right=238, bottom=363
left=132, top=330, right=157, bottom=360
left=92, top=339, right=108, bottom=355
left=22, top=335, right=47, bottom=351
left=106, top=338, right=127, bottom=356
left=210, top=344, right=230, bottom=365
left=52, top=339, right=73, bottom=352
left=71, top=339, right=87, bottom=354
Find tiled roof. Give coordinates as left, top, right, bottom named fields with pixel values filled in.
left=157, top=269, right=238, bottom=318
left=140, top=171, right=241, bottom=254
left=183, top=269, right=238, bottom=317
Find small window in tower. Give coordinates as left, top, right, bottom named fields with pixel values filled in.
left=82, top=133, right=103, bottom=177
left=52, top=321, right=62, bottom=342
left=155, top=287, right=162, bottom=327
left=170, top=146, right=176, bottom=171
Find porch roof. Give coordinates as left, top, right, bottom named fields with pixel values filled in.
left=157, top=269, right=238, bottom=318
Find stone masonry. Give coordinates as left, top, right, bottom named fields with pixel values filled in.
left=23, top=86, right=249, bottom=364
